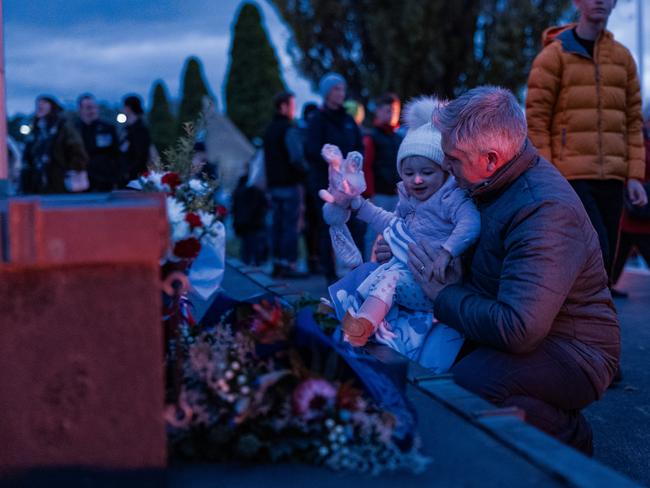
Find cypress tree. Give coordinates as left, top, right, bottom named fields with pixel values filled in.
left=177, top=56, right=211, bottom=137
left=148, top=80, right=177, bottom=153
left=225, top=2, right=285, bottom=141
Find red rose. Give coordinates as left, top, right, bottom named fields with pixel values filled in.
left=173, top=237, right=201, bottom=259
left=142, top=170, right=150, bottom=178
left=185, top=212, right=202, bottom=229
left=162, top=172, right=182, bottom=191
left=215, top=204, right=228, bottom=219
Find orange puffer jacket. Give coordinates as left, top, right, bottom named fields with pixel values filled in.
left=525, top=24, right=644, bottom=182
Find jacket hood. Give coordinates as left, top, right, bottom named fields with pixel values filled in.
left=542, top=24, right=575, bottom=47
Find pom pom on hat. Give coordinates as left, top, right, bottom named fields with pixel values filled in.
left=396, top=97, right=446, bottom=176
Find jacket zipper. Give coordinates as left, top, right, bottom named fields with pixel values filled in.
left=594, top=37, right=604, bottom=178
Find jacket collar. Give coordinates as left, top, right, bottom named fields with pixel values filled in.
left=469, top=139, right=538, bottom=202
left=554, top=24, right=613, bottom=60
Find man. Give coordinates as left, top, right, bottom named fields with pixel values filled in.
left=119, top=94, right=151, bottom=187
left=403, top=87, right=619, bottom=454
left=305, top=73, right=364, bottom=284
left=263, top=91, right=309, bottom=278
left=77, top=94, right=120, bottom=191
left=525, top=0, right=647, bottom=281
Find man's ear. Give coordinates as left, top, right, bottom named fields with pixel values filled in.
left=485, top=151, right=500, bottom=174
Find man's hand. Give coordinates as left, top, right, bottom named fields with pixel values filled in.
left=407, top=241, right=447, bottom=301
left=432, top=248, right=453, bottom=282
left=627, top=179, right=648, bottom=206
left=374, top=236, right=393, bottom=264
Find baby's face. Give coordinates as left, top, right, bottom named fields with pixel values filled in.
left=401, top=156, right=447, bottom=201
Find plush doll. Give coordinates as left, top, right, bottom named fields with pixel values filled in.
left=318, top=144, right=367, bottom=268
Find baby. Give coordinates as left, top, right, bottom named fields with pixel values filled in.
left=338, top=97, right=481, bottom=347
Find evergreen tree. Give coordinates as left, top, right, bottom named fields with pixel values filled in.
left=148, top=80, right=177, bottom=153
left=269, top=0, right=572, bottom=101
left=177, top=56, right=211, bottom=137
left=225, top=2, right=285, bottom=141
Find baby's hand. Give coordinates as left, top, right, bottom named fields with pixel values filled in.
left=432, top=248, right=452, bottom=283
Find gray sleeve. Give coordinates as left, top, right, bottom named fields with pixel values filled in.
left=356, top=198, right=398, bottom=234
left=442, top=191, right=481, bottom=257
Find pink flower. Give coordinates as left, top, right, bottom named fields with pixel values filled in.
left=292, top=378, right=337, bottom=420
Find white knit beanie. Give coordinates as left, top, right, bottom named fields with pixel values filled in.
left=396, top=97, right=445, bottom=176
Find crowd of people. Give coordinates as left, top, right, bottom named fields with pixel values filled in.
left=17, top=93, right=152, bottom=195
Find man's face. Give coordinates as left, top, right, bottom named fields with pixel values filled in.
left=326, top=83, right=346, bottom=109
left=79, top=98, right=99, bottom=124
left=281, top=97, right=296, bottom=120
left=574, top=0, right=616, bottom=24
left=441, top=138, right=492, bottom=189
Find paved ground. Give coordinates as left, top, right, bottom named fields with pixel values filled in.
left=264, top=264, right=650, bottom=486
left=585, top=270, right=650, bottom=486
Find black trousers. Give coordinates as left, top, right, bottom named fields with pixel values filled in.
left=612, top=231, right=650, bottom=285
left=570, top=180, right=625, bottom=280
left=451, top=340, right=598, bottom=455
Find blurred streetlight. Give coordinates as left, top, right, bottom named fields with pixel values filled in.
left=19, top=124, right=30, bottom=135
left=116, top=113, right=127, bottom=124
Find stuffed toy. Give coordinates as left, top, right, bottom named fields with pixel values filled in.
left=318, top=144, right=367, bottom=268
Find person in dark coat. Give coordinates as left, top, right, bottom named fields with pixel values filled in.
left=395, top=87, right=620, bottom=455
left=21, top=95, right=88, bottom=194
left=305, top=73, right=364, bottom=284
left=77, top=93, right=120, bottom=191
left=232, top=174, right=269, bottom=266
left=263, top=91, right=309, bottom=278
left=119, top=94, right=151, bottom=186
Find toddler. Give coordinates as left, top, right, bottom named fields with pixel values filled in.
left=337, top=97, right=481, bottom=347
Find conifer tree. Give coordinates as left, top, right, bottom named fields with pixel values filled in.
left=225, top=2, right=285, bottom=141
left=148, top=80, right=177, bottom=153
left=177, top=56, right=211, bottom=137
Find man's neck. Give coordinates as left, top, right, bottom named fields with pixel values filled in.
left=575, top=17, right=606, bottom=41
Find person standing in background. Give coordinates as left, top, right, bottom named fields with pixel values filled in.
left=362, top=93, right=403, bottom=258
left=525, top=0, right=647, bottom=282
left=77, top=93, right=120, bottom=191
left=21, top=95, right=87, bottom=194
left=119, top=94, right=151, bottom=186
left=305, top=73, right=364, bottom=284
left=611, top=106, right=650, bottom=296
left=263, top=91, right=309, bottom=278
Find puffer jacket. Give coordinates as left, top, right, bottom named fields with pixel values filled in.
left=434, top=140, right=620, bottom=397
left=356, top=177, right=481, bottom=258
left=525, top=24, right=644, bottom=182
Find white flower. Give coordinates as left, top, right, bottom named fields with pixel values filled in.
left=166, top=196, right=186, bottom=224
left=189, top=178, right=209, bottom=194
left=171, top=220, right=190, bottom=242
left=198, top=209, right=215, bottom=228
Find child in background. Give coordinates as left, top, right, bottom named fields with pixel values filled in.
left=232, top=174, right=268, bottom=266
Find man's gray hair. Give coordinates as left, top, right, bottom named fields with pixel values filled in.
left=433, top=86, right=527, bottom=159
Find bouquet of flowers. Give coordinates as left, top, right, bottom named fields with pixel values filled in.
left=135, top=126, right=225, bottom=263
left=165, top=297, right=430, bottom=475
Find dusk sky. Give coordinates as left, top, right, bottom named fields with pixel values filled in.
left=3, top=0, right=648, bottom=117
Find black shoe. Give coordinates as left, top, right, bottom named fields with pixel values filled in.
left=610, top=288, right=628, bottom=298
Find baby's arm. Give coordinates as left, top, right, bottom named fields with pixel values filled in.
left=355, top=198, right=400, bottom=234
left=442, top=191, right=481, bottom=258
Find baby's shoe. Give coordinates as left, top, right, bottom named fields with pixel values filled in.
left=342, top=310, right=375, bottom=347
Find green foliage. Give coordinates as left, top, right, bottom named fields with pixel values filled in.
left=148, top=80, right=177, bottom=154
left=225, top=2, right=286, bottom=141
left=269, top=0, right=573, bottom=101
left=177, top=57, right=211, bottom=138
